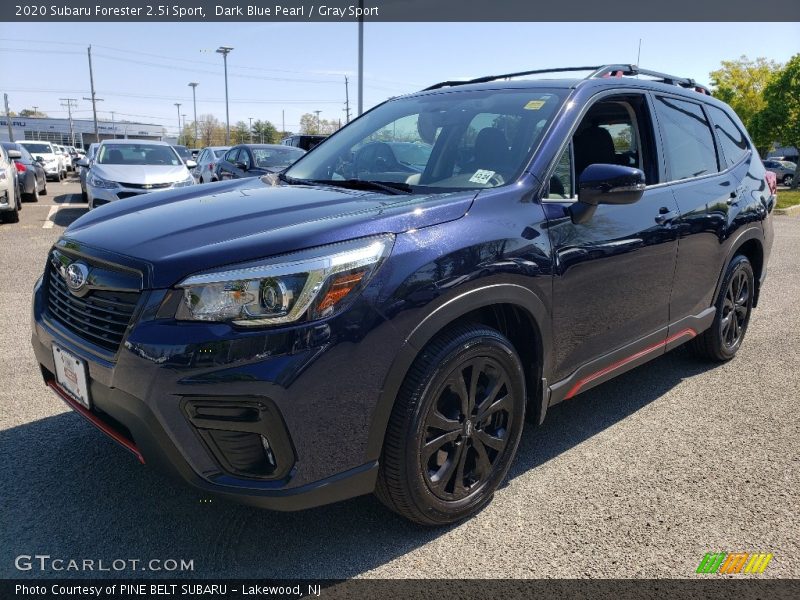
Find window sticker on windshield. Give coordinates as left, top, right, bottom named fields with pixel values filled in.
left=469, top=169, right=495, bottom=184
left=524, top=100, right=546, bottom=110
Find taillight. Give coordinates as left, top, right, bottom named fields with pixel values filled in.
left=14, top=161, right=26, bottom=173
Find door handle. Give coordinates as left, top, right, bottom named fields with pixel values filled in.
left=727, top=191, right=739, bottom=206
left=655, top=207, right=677, bottom=225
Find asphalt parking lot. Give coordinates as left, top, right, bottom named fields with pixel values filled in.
left=0, top=178, right=798, bottom=579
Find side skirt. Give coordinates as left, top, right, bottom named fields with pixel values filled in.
left=547, top=307, right=715, bottom=407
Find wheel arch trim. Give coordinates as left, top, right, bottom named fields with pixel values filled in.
left=713, top=226, right=764, bottom=306
left=365, top=283, right=552, bottom=461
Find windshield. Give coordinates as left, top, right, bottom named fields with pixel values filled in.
left=22, top=143, right=53, bottom=154
left=173, top=145, right=191, bottom=159
left=285, top=88, right=565, bottom=191
left=253, top=147, right=305, bottom=168
left=780, top=161, right=797, bottom=169
left=97, top=144, right=182, bottom=166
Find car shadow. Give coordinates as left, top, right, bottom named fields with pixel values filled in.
left=0, top=346, right=717, bottom=579
left=51, top=207, right=88, bottom=228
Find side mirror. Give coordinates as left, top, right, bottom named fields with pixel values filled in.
left=34, top=156, right=45, bottom=163
left=76, top=158, right=89, bottom=168
left=235, top=161, right=248, bottom=171
left=570, top=164, right=646, bottom=224
left=7, top=150, right=21, bottom=159
left=186, top=159, right=197, bottom=169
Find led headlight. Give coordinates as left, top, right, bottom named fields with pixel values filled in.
left=175, top=235, right=394, bottom=326
left=173, top=174, right=195, bottom=188
left=88, top=173, right=119, bottom=189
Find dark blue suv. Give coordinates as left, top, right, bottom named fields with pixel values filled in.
left=31, top=65, right=774, bottom=525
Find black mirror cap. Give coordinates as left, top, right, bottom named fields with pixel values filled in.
left=578, top=163, right=646, bottom=207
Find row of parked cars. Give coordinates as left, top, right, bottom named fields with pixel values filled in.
left=75, top=139, right=313, bottom=209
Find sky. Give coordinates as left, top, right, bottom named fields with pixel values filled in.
left=1, top=22, right=798, bottom=137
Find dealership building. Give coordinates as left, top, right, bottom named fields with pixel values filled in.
left=0, top=116, right=166, bottom=148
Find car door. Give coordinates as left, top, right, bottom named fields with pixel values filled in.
left=652, top=96, right=744, bottom=327
left=544, top=92, right=681, bottom=386
left=218, top=148, right=239, bottom=180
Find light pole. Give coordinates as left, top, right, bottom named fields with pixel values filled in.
left=174, top=102, right=181, bottom=144
left=314, top=110, right=322, bottom=134
left=248, top=117, right=253, bottom=143
left=216, top=46, right=234, bottom=144
left=188, top=82, right=199, bottom=146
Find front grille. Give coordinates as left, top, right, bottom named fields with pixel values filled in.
left=116, top=192, right=143, bottom=200
left=118, top=182, right=172, bottom=190
left=46, top=262, right=140, bottom=352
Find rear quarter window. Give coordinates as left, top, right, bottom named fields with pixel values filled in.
left=706, top=104, right=750, bottom=169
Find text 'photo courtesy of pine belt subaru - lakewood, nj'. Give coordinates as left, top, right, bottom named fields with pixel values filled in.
left=31, top=65, right=774, bottom=525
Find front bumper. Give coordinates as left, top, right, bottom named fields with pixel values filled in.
left=31, top=268, right=401, bottom=510
left=42, top=162, right=60, bottom=177
left=88, top=180, right=193, bottom=207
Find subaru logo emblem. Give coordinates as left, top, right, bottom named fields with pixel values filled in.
left=65, top=262, right=89, bottom=293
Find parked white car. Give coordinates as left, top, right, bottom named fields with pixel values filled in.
left=0, top=144, right=22, bottom=223
left=86, top=140, right=194, bottom=209
left=77, top=143, right=100, bottom=202
left=18, top=141, right=64, bottom=181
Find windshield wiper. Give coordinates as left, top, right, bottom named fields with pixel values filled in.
left=309, top=179, right=413, bottom=195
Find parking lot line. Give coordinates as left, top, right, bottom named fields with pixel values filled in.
left=43, top=193, right=79, bottom=229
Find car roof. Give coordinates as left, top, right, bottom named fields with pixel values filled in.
left=238, top=144, right=295, bottom=149
left=99, top=139, right=170, bottom=146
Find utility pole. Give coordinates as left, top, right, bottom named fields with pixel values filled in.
left=357, top=0, right=364, bottom=115
left=32, top=105, right=39, bottom=116
left=182, top=114, right=187, bottom=144
left=85, top=45, right=100, bottom=143
left=314, top=110, right=322, bottom=134
left=216, top=46, right=234, bottom=144
left=110, top=111, right=116, bottom=139
left=282, top=110, right=285, bottom=136
left=248, top=117, right=253, bottom=143
left=174, top=103, right=182, bottom=144
left=4, top=94, right=13, bottom=142
left=188, top=82, right=199, bottom=145
left=344, top=75, right=351, bottom=123
left=59, top=98, right=78, bottom=146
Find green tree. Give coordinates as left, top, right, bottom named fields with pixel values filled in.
left=252, top=120, right=279, bottom=143
left=710, top=56, right=781, bottom=153
left=231, top=121, right=250, bottom=144
left=19, top=108, right=47, bottom=117
left=754, top=54, right=800, bottom=189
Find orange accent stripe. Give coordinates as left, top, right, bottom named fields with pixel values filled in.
left=564, top=328, right=697, bottom=399
left=48, top=381, right=146, bottom=464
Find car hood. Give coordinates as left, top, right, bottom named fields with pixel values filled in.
left=91, top=163, right=190, bottom=185
left=65, top=178, right=476, bottom=288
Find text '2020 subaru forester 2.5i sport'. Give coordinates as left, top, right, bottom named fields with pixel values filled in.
left=32, top=65, right=774, bottom=525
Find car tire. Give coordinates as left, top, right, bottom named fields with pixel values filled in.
left=2, top=200, right=20, bottom=223
left=40, top=180, right=47, bottom=195
left=375, top=323, right=526, bottom=526
left=81, top=189, right=88, bottom=202
left=783, top=174, right=793, bottom=186
left=690, top=254, right=754, bottom=362
left=24, top=176, right=38, bottom=202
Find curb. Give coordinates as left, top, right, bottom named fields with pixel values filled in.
left=774, top=203, right=800, bottom=216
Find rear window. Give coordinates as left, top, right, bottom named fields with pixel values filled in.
left=21, top=143, right=53, bottom=154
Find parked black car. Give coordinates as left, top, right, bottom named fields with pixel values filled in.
left=31, top=65, right=774, bottom=525
left=215, top=144, right=305, bottom=180
left=281, top=134, right=327, bottom=151
left=2, top=142, right=46, bottom=201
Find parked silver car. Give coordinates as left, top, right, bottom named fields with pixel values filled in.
left=763, top=159, right=796, bottom=186
left=192, top=146, right=230, bottom=183
left=86, top=140, right=194, bottom=209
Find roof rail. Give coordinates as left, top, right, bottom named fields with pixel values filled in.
left=423, top=64, right=712, bottom=95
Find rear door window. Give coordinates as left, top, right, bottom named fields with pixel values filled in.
left=654, top=96, right=718, bottom=181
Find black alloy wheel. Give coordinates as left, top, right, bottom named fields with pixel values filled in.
left=376, top=324, right=526, bottom=525
left=690, top=254, right=754, bottom=361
